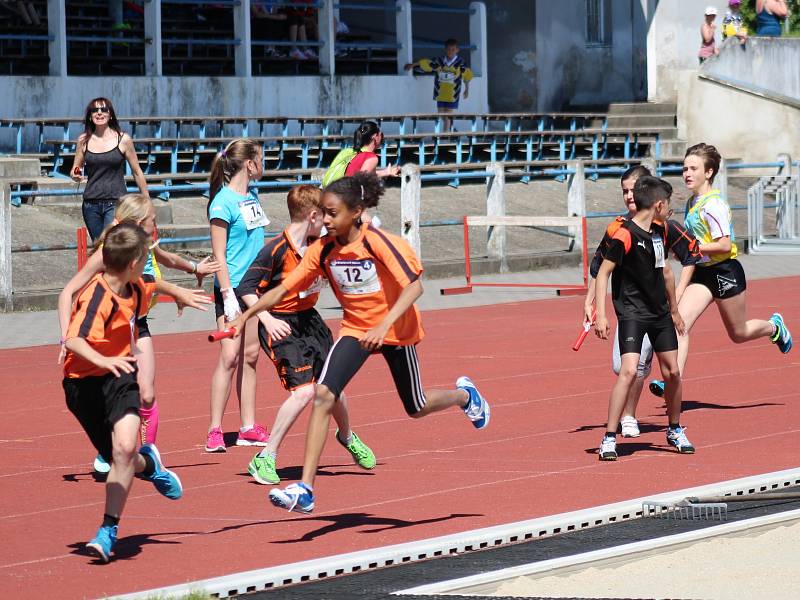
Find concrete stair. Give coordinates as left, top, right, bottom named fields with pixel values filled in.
left=606, top=102, right=686, bottom=161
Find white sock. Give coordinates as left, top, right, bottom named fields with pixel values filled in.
left=258, top=449, right=276, bottom=459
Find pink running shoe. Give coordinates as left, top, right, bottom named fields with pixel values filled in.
left=205, top=427, right=226, bottom=453
left=236, top=424, right=269, bottom=446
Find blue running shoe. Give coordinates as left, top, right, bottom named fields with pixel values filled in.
left=93, top=454, right=111, bottom=474
left=769, top=313, right=793, bottom=354
left=457, top=376, right=490, bottom=429
left=86, top=524, right=117, bottom=563
left=269, top=482, right=315, bottom=514
left=139, top=444, right=183, bottom=500
left=649, top=379, right=665, bottom=398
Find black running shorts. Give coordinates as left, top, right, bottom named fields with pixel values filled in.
left=319, top=336, right=427, bottom=416
left=63, top=372, right=141, bottom=463
left=258, top=309, right=333, bottom=391
left=617, top=315, right=678, bottom=356
left=690, top=258, right=747, bottom=300
left=213, top=286, right=249, bottom=320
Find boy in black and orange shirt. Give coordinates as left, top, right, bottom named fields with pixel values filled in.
left=594, top=176, right=692, bottom=461
left=63, top=223, right=182, bottom=563
left=228, top=172, right=490, bottom=514
left=584, top=166, right=701, bottom=437
left=237, top=185, right=376, bottom=485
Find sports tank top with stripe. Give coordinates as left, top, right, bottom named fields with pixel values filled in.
left=684, top=189, right=737, bottom=266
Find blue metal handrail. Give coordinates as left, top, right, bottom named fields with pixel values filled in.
left=0, top=34, right=54, bottom=41
left=411, top=41, right=477, bottom=50
left=67, top=35, right=146, bottom=43
left=163, top=37, right=242, bottom=46
left=251, top=40, right=324, bottom=48
left=261, top=1, right=323, bottom=7
left=9, top=178, right=321, bottom=201
left=161, top=0, right=241, bottom=5
left=334, top=3, right=400, bottom=11
left=410, top=5, right=475, bottom=14
left=334, top=41, right=401, bottom=49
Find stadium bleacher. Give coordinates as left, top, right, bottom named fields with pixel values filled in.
left=0, top=0, right=406, bottom=77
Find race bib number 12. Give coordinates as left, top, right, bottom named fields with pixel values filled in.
left=329, top=259, right=381, bottom=295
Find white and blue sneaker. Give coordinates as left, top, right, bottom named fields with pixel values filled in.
left=666, top=426, right=695, bottom=454
left=457, top=376, right=490, bottom=429
left=649, top=379, right=665, bottom=398
left=93, top=454, right=111, bottom=474
left=269, top=482, right=315, bottom=514
left=598, top=435, right=618, bottom=461
left=139, top=444, right=183, bottom=500
left=86, top=524, right=117, bottom=563
left=769, top=313, right=793, bottom=354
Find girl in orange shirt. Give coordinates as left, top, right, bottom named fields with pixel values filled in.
left=228, top=172, right=490, bottom=513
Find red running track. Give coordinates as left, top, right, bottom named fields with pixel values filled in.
left=2, top=277, right=799, bottom=598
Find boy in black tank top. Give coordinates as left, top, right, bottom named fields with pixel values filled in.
left=594, top=176, right=694, bottom=461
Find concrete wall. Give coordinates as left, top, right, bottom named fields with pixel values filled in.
left=677, top=37, right=800, bottom=163
left=533, top=0, right=647, bottom=111
left=677, top=71, right=800, bottom=163
left=701, top=37, right=800, bottom=100
left=648, top=0, right=730, bottom=102
left=0, top=74, right=488, bottom=122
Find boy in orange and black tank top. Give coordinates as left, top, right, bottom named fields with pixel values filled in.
left=594, top=176, right=693, bottom=462
left=228, top=172, right=490, bottom=514
left=62, top=223, right=183, bottom=563
left=236, top=185, right=376, bottom=486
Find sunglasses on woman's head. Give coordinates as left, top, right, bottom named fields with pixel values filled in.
left=91, top=106, right=110, bottom=114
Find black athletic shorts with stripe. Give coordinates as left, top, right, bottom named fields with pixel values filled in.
left=319, top=336, right=427, bottom=416
left=690, top=258, right=747, bottom=300
left=259, top=308, right=333, bottom=391
left=63, top=371, right=141, bottom=463
left=617, top=315, right=678, bottom=356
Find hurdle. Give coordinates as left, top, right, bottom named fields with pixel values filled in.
left=440, top=215, right=589, bottom=296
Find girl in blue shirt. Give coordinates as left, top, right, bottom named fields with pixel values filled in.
left=206, top=138, right=270, bottom=452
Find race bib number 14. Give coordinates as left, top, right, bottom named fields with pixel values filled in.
left=329, top=259, right=381, bottom=295
left=238, top=196, right=269, bottom=230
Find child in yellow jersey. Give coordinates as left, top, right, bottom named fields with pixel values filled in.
left=227, top=172, right=490, bottom=514
left=405, top=38, right=473, bottom=132
left=649, top=143, right=792, bottom=397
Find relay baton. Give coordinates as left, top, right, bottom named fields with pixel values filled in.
left=208, top=327, right=237, bottom=342
left=572, top=308, right=597, bottom=352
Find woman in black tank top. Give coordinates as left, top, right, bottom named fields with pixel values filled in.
left=71, top=97, right=148, bottom=240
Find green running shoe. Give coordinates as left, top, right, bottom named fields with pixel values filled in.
left=248, top=452, right=280, bottom=485
left=336, top=430, right=376, bottom=470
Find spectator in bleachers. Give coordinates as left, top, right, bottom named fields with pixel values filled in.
left=286, top=0, right=317, bottom=60
left=756, top=0, right=789, bottom=36
left=722, top=0, right=748, bottom=43
left=698, top=7, right=719, bottom=64
left=71, top=97, right=149, bottom=241
left=345, top=121, right=400, bottom=179
left=404, top=38, right=473, bottom=132
left=251, top=1, right=288, bottom=58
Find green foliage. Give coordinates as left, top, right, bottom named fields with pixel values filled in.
left=736, top=1, right=800, bottom=35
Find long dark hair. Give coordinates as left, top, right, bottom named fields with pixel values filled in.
left=82, top=97, right=123, bottom=139
left=323, top=171, right=383, bottom=212
left=352, top=120, right=381, bottom=150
